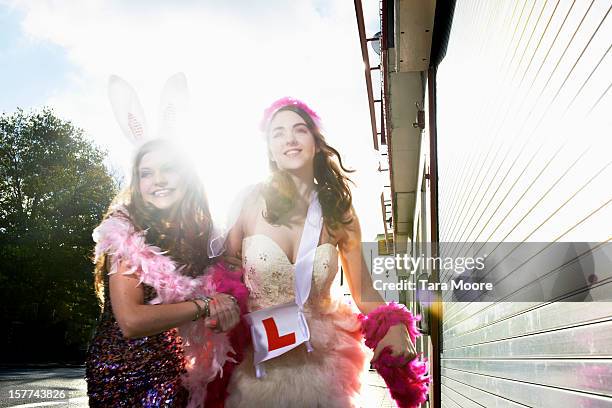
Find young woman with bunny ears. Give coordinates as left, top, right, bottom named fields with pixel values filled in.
left=223, top=98, right=429, bottom=408
left=85, top=75, right=249, bottom=408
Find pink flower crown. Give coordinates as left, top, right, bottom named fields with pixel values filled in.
left=260, top=97, right=323, bottom=132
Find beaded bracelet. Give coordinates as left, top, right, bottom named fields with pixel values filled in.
left=202, top=297, right=211, bottom=319
left=195, top=296, right=212, bottom=319
left=191, top=299, right=203, bottom=321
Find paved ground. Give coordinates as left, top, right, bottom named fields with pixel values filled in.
left=361, top=370, right=397, bottom=408
left=0, top=367, right=87, bottom=407
left=0, top=367, right=396, bottom=407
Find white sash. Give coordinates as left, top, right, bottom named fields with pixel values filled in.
left=244, top=192, right=324, bottom=378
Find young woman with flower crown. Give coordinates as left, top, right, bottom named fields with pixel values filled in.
left=224, top=98, right=429, bottom=408
left=85, top=75, right=249, bottom=408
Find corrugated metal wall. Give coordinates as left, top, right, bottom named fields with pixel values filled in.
left=435, top=0, right=612, bottom=406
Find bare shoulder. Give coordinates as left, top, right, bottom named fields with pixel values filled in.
left=226, top=184, right=265, bottom=251
left=240, top=183, right=265, bottom=221
left=249, top=183, right=266, bottom=204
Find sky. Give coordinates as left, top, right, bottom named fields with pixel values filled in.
left=0, top=0, right=386, bottom=238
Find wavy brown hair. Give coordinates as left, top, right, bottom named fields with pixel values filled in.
left=262, top=105, right=354, bottom=232
left=94, top=139, right=213, bottom=306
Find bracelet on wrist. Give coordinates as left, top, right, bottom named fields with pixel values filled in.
left=190, top=299, right=203, bottom=321
left=195, top=296, right=212, bottom=319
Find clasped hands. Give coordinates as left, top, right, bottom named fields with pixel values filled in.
left=191, top=254, right=244, bottom=333
left=195, top=293, right=240, bottom=333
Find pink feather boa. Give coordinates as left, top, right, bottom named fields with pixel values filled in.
left=359, top=302, right=430, bottom=408
left=93, top=206, right=249, bottom=408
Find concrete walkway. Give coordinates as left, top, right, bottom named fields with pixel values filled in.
left=0, top=367, right=400, bottom=407
left=362, top=370, right=397, bottom=407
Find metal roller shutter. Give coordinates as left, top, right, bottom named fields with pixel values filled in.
left=436, top=0, right=612, bottom=406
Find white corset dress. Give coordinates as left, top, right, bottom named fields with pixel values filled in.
left=226, top=234, right=369, bottom=408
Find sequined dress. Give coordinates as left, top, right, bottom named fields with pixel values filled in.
left=85, top=271, right=188, bottom=407
left=226, top=234, right=369, bottom=408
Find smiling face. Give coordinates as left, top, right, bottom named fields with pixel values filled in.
left=137, top=148, right=186, bottom=210
left=267, top=109, right=318, bottom=172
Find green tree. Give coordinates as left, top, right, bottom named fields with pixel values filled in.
left=0, top=108, right=117, bottom=362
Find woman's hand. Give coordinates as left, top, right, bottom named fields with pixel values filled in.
left=372, top=324, right=418, bottom=362
left=205, top=293, right=240, bottom=332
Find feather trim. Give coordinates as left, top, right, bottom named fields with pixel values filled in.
left=360, top=302, right=430, bottom=408
left=92, top=206, right=248, bottom=408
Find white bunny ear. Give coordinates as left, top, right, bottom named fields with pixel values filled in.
left=157, top=72, right=189, bottom=139
left=108, top=75, right=148, bottom=143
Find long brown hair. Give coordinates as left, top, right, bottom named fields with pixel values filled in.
left=262, top=105, right=354, bottom=232
left=94, top=139, right=213, bottom=306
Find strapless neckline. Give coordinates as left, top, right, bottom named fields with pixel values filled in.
left=243, top=234, right=337, bottom=266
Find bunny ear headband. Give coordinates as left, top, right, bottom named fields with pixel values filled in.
left=108, top=72, right=189, bottom=145
left=106, top=73, right=225, bottom=258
